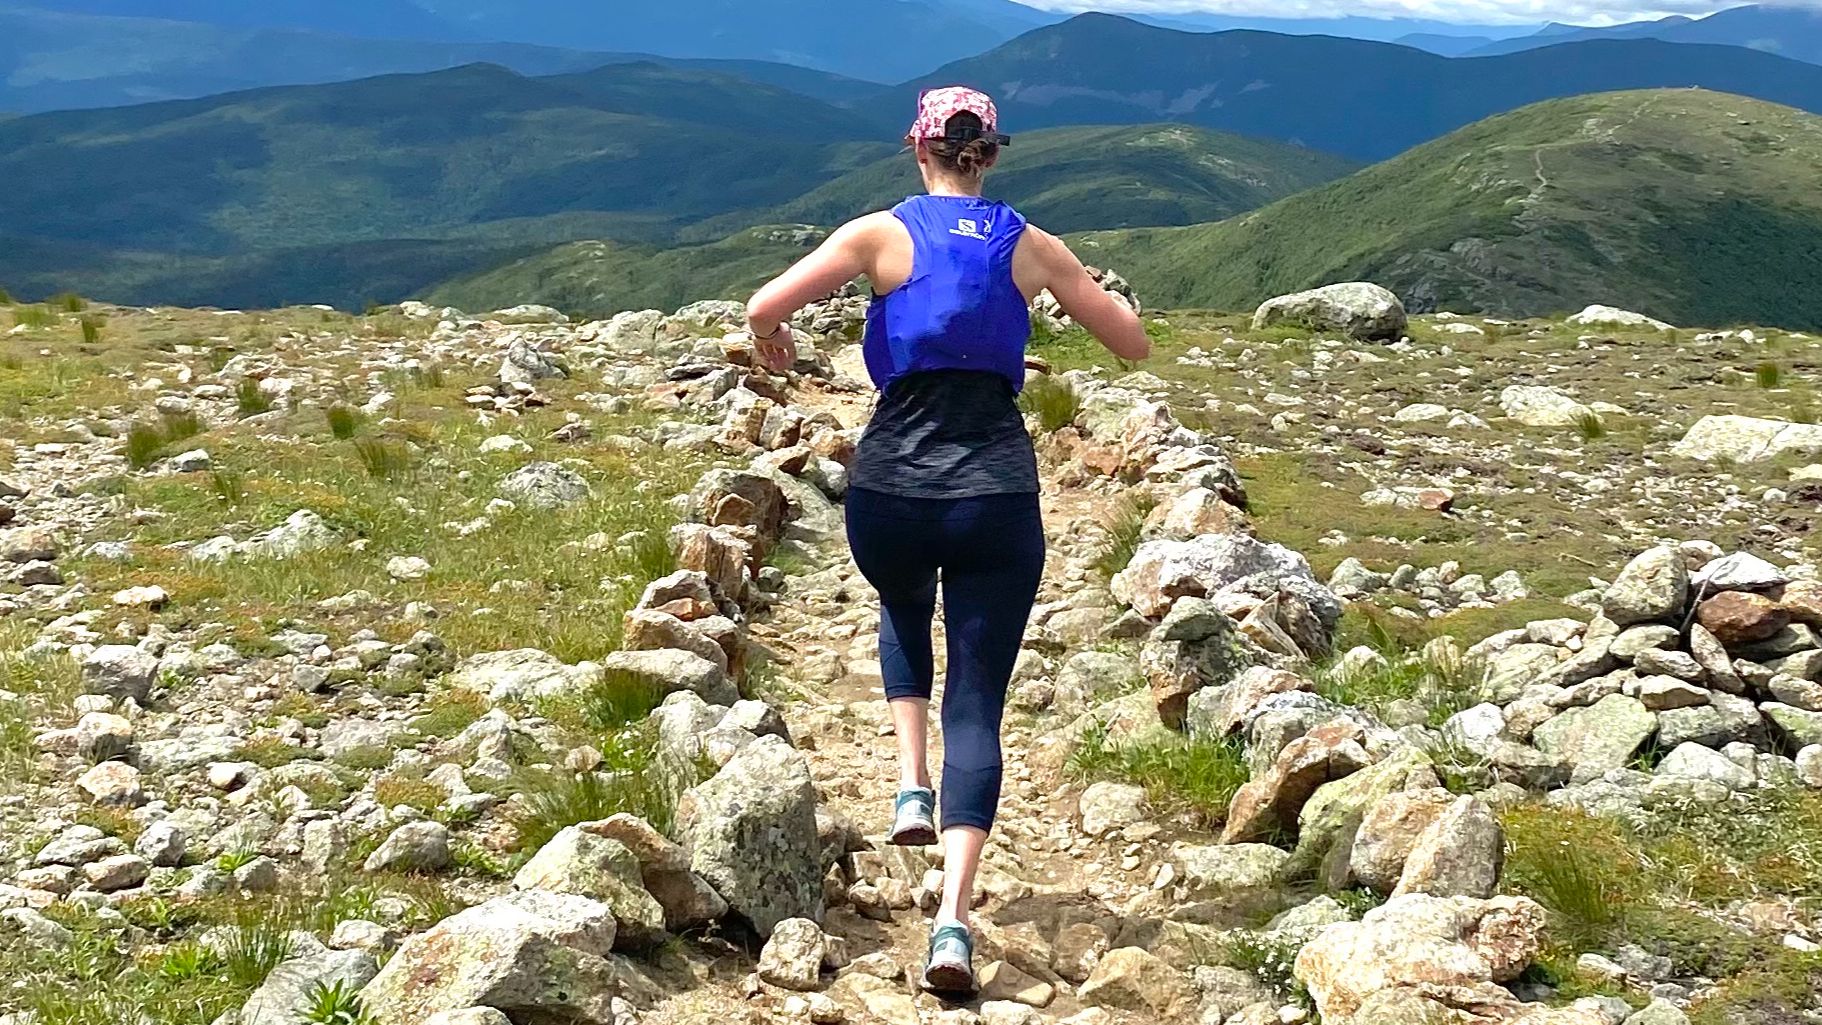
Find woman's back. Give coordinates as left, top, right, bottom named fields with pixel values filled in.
left=863, top=194, right=1031, bottom=396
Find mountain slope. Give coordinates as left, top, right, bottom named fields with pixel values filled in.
left=700, top=123, right=1359, bottom=237
left=905, top=14, right=1822, bottom=160
left=433, top=123, right=1361, bottom=317
left=0, top=4, right=882, bottom=111
left=1468, top=5, right=1822, bottom=65
left=1069, top=90, right=1822, bottom=330
left=0, top=61, right=894, bottom=256
left=424, top=226, right=831, bottom=319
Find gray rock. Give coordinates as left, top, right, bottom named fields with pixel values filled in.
left=1610, top=625, right=1680, bottom=660
left=1655, top=742, right=1755, bottom=789
left=448, top=648, right=601, bottom=703
left=1532, top=694, right=1655, bottom=778
left=1601, top=547, right=1688, bottom=626
left=1672, top=415, right=1822, bottom=463
left=1500, top=385, right=1593, bottom=428
left=359, top=892, right=621, bottom=1024
left=249, top=510, right=340, bottom=559
left=601, top=647, right=739, bottom=706
left=1251, top=282, right=1407, bottom=341
left=1623, top=998, right=1691, bottom=1025
left=1077, top=782, right=1150, bottom=837
left=1691, top=552, right=1786, bottom=593
left=499, top=337, right=566, bottom=385
left=1658, top=692, right=1766, bottom=748
left=513, top=827, right=666, bottom=949
left=319, top=719, right=397, bottom=760
left=498, top=462, right=590, bottom=509
left=363, top=821, right=451, bottom=874
left=1173, top=843, right=1290, bottom=897
left=81, top=645, right=158, bottom=703
left=135, top=821, right=187, bottom=867
left=239, top=948, right=378, bottom=1025
left=676, top=735, right=823, bottom=937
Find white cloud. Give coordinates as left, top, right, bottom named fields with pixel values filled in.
left=1023, top=0, right=1822, bottom=28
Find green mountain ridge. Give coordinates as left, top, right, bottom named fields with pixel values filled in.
left=423, top=124, right=1360, bottom=318
left=1068, top=89, right=1822, bottom=330
left=905, top=14, right=1822, bottom=160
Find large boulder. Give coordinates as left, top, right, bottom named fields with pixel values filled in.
left=600, top=647, right=738, bottom=707
left=1113, top=534, right=1338, bottom=631
left=1531, top=694, right=1655, bottom=778
left=499, top=462, right=591, bottom=509
left=1500, top=386, right=1593, bottom=428
left=1222, top=721, right=1371, bottom=844
left=676, top=735, right=823, bottom=937
left=1251, top=282, right=1407, bottom=341
left=1566, top=304, right=1673, bottom=331
left=688, top=469, right=788, bottom=541
left=513, top=827, right=667, bottom=949
left=1077, top=946, right=1199, bottom=1018
left=1293, top=746, right=1440, bottom=879
left=447, top=648, right=602, bottom=704
left=1672, top=415, right=1822, bottom=463
left=359, top=891, right=622, bottom=1025
left=1294, top=894, right=1547, bottom=1025
left=1141, top=601, right=1254, bottom=729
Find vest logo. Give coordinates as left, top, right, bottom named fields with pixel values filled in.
left=949, top=218, right=990, bottom=240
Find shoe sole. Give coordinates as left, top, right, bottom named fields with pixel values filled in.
left=889, top=822, right=938, bottom=847
left=921, top=960, right=976, bottom=995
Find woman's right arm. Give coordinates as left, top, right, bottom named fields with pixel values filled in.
left=1028, top=228, right=1152, bottom=362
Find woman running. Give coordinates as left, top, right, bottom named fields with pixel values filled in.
left=743, top=86, right=1151, bottom=994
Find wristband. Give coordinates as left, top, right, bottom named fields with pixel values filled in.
left=751, top=323, right=782, bottom=341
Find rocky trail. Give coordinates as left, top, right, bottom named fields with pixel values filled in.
left=1, top=283, right=1820, bottom=1025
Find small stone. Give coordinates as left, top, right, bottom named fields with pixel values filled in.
left=758, top=917, right=827, bottom=991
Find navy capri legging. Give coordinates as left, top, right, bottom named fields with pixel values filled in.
left=844, top=486, right=1046, bottom=834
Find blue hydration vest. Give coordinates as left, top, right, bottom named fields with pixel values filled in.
left=863, top=195, right=1031, bottom=394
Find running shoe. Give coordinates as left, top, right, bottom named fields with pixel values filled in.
left=921, top=920, right=976, bottom=995
left=890, top=786, right=938, bottom=846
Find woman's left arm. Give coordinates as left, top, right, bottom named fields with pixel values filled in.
left=745, top=215, right=881, bottom=367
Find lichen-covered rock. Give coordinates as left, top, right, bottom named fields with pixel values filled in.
left=599, top=647, right=738, bottom=706
left=1349, top=787, right=1457, bottom=895
left=1391, top=795, right=1505, bottom=899
left=241, top=948, right=378, bottom=1025
left=1601, top=547, right=1688, bottom=626
left=1532, top=694, right=1655, bottom=778
left=1113, top=534, right=1338, bottom=632
left=447, top=648, right=601, bottom=703
left=676, top=735, right=823, bottom=937
left=1077, top=946, right=1199, bottom=1017
left=359, top=891, right=622, bottom=1025
left=513, top=827, right=667, bottom=949
left=756, top=917, right=826, bottom=991
left=1294, top=894, right=1547, bottom=1024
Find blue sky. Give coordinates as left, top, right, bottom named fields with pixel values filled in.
left=1025, top=0, right=1818, bottom=27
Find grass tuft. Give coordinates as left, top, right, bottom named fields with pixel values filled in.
left=352, top=437, right=412, bottom=480
left=1571, top=411, right=1606, bottom=441
left=235, top=378, right=274, bottom=418
left=1093, top=493, right=1158, bottom=581
left=1756, top=360, right=1784, bottom=389
left=326, top=404, right=362, bottom=440
left=1068, top=724, right=1249, bottom=825
left=1019, top=374, right=1081, bottom=433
